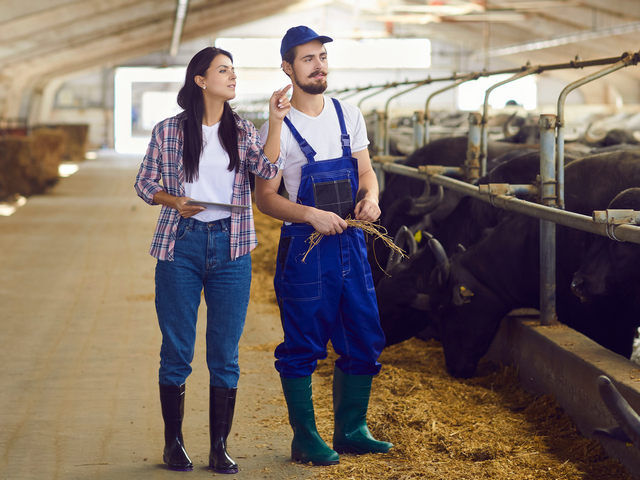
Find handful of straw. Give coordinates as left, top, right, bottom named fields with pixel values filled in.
left=301, top=217, right=408, bottom=268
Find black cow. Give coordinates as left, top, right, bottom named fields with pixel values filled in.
left=569, top=188, right=640, bottom=357
left=376, top=150, right=551, bottom=346
left=372, top=136, right=537, bottom=284
left=572, top=188, right=640, bottom=301
left=431, top=149, right=640, bottom=377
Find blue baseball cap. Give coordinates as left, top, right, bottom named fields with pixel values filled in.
left=280, top=25, right=333, bottom=59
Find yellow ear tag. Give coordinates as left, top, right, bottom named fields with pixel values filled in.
left=414, top=230, right=422, bottom=243
left=459, top=285, right=474, bottom=298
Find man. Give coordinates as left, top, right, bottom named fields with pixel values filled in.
left=256, top=25, right=392, bottom=466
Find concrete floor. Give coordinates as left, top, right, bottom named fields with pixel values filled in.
left=0, top=152, right=311, bottom=480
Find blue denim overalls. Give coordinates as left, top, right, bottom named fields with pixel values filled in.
left=274, top=98, right=385, bottom=378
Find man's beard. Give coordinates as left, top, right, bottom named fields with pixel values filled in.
left=292, top=69, right=328, bottom=94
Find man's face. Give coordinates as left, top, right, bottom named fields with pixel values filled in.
left=286, top=40, right=328, bottom=94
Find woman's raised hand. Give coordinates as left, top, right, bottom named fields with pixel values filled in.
left=269, top=84, right=292, bottom=122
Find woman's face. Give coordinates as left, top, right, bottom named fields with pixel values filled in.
left=199, top=54, right=236, bottom=101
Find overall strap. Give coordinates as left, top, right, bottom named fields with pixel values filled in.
left=331, top=98, right=351, bottom=158
left=283, top=117, right=316, bottom=164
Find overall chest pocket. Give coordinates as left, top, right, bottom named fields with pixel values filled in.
left=311, top=177, right=354, bottom=218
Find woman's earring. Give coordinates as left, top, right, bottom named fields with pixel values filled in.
left=202, top=85, right=206, bottom=90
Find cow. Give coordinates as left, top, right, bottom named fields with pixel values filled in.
left=376, top=150, right=555, bottom=346
left=429, top=149, right=640, bottom=378
left=569, top=187, right=640, bottom=358
left=571, top=187, right=640, bottom=302
left=372, top=135, right=538, bottom=284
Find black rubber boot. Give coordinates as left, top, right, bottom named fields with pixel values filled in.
left=281, top=376, right=339, bottom=466
left=332, top=367, right=393, bottom=454
left=209, top=386, right=239, bottom=474
left=159, top=384, right=193, bottom=471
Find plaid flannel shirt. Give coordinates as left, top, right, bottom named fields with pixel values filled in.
left=134, top=112, right=281, bottom=261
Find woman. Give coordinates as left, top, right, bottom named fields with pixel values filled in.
left=134, top=46, right=290, bottom=474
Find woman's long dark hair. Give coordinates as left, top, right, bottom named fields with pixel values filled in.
left=177, top=46, right=240, bottom=182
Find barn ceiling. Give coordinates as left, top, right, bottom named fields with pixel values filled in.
left=0, top=0, right=639, bottom=120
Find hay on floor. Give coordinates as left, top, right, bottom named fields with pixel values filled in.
left=309, top=339, right=630, bottom=480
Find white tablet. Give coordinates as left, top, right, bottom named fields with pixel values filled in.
left=186, top=200, right=250, bottom=210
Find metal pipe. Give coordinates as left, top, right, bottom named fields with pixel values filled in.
left=423, top=75, right=477, bottom=145
left=357, top=85, right=397, bottom=110
left=338, top=89, right=370, bottom=101
left=466, top=113, right=482, bottom=182
left=376, top=162, right=640, bottom=244
left=383, top=80, right=431, bottom=155
left=539, top=115, right=558, bottom=208
left=480, top=66, right=540, bottom=176
left=477, top=184, right=538, bottom=197
left=556, top=52, right=640, bottom=209
left=329, top=53, right=633, bottom=96
left=375, top=111, right=385, bottom=158
left=412, top=111, right=424, bottom=152
left=538, top=114, right=558, bottom=326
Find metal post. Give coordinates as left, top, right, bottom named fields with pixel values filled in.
left=376, top=110, right=386, bottom=157
left=412, top=111, right=424, bottom=152
left=480, top=66, right=540, bottom=176
left=539, top=114, right=558, bottom=326
left=466, top=113, right=482, bottom=182
left=373, top=162, right=385, bottom=194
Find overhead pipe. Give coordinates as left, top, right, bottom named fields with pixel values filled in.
left=328, top=52, right=632, bottom=104
left=556, top=51, right=640, bottom=209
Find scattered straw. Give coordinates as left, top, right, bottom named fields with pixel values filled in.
left=308, top=339, right=631, bottom=480
left=301, top=217, right=408, bottom=265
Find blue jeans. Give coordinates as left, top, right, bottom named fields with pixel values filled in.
left=155, top=216, right=251, bottom=388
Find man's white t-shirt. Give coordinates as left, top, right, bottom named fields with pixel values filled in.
left=184, top=122, right=236, bottom=222
left=259, top=96, right=369, bottom=202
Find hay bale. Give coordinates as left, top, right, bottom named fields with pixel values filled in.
left=0, top=136, right=32, bottom=200
left=34, top=123, right=88, bottom=162
left=0, top=129, right=66, bottom=200
left=29, top=128, right=66, bottom=191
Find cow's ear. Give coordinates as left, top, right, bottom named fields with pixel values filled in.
left=452, top=284, right=474, bottom=306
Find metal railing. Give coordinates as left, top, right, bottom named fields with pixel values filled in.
left=370, top=50, right=640, bottom=326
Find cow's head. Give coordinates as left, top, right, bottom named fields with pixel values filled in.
left=571, top=188, right=640, bottom=302
left=432, top=255, right=510, bottom=378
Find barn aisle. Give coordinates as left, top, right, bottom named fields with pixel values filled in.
left=0, top=151, right=310, bottom=480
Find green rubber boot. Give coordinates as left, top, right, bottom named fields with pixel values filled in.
left=280, top=376, right=339, bottom=466
left=332, top=367, right=393, bottom=454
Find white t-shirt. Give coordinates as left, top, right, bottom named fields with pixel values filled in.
left=184, top=122, right=236, bottom=222
left=259, top=96, right=369, bottom=202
